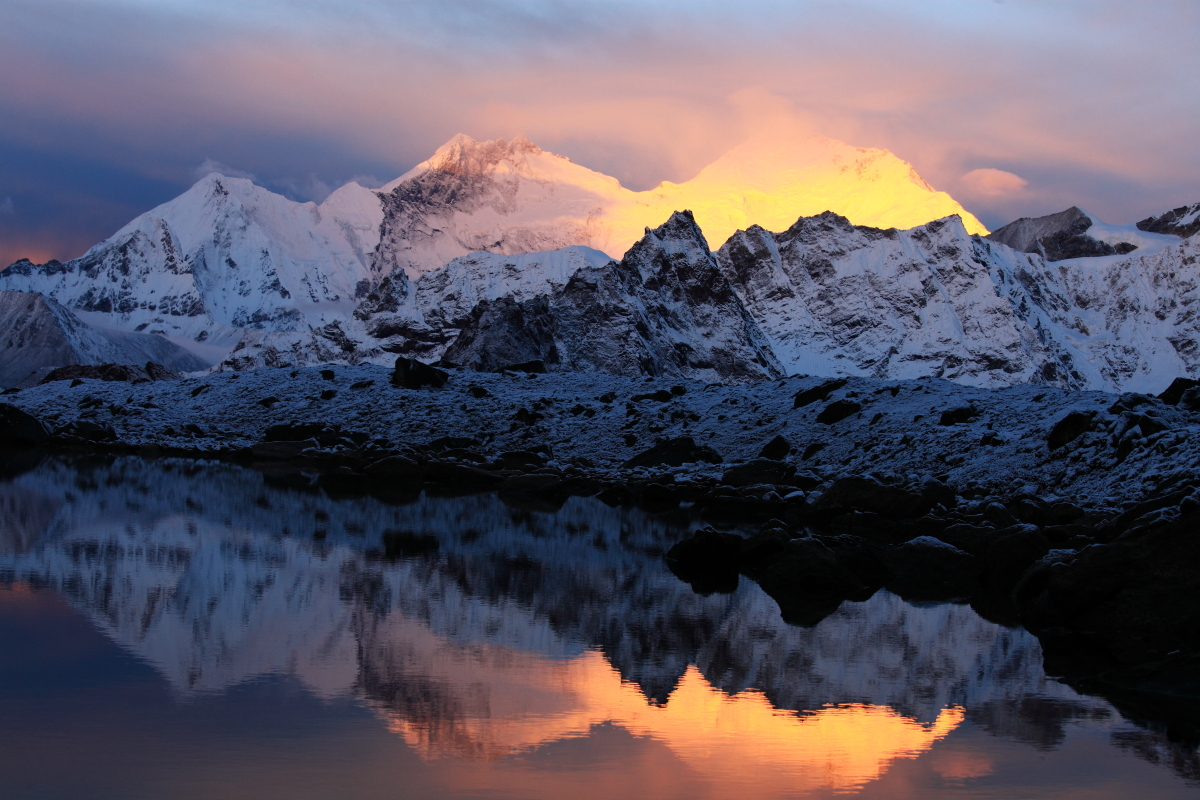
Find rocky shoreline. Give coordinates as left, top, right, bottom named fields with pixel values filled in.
left=2, top=358, right=1199, bottom=713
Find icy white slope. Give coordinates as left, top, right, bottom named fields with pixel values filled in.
left=0, top=175, right=383, bottom=345
left=0, top=290, right=209, bottom=388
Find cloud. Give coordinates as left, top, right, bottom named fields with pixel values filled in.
left=2, top=0, right=1200, bottom=255
left=961, top=169, right=1028, bottom=198
left=0, top=196, right=13, bottom=214
left=193, top=158, right=256, bottom=182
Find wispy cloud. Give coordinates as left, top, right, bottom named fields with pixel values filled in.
left=193, top=158, right=256, bottom=182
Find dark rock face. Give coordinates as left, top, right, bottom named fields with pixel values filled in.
left=444, top=212, right=783, bottom=383
left=0, top=403, right=49, bottom=446
left=39, top=362, right=180, bottom=385
left=390, top=357, right=448, bottom=390
left=622, top=436, right=722, bottom=468
left=986, top=207, right=1136, bottom=261
left=1137, top=202, right=1200, bottom=239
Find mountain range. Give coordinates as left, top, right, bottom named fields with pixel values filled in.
left=1, top=134, right=1197, bottom=392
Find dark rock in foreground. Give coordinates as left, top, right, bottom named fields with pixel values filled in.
left=391, top=357, right=448, bottom=390
left=0, top=403, right=50, bottom=446
left=622, top=437, right=722, bottom=468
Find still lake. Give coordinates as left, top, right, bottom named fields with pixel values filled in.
left=0, top=454, right=1196, bottom=799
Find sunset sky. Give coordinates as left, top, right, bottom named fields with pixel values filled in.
left=2, top=0, right=1198, bottom=266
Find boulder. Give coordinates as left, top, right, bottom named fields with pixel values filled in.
left=812, top=476, right=931, bottom=520
left=1047, top=410, right=1096, bottom=449
left=428, top=436, right=481, bottom=451
left=722, top=459, right=796, bottom=488
left=423, top=462, right=504, bottom=487
left=363, top=455, right=423, bottom=480
left=816, top=399, right=861, bottom=424
left=752, top=537, right=870, bottom=626
left=632, top=389, right=674, bottom=403
left=792, top=379, right=847, bottom=409
left=1015, top=513, right=1200, bottom=689
left=665, top=528, right=743, bottom=594
left=0, top=404, right=49, bottom=446
left=501, top=359, right=546, bottom=374
left=247, top=440, right=317, bottom=460
left=939, top=405, right=979, bottom=426
left=1158, top=377, right=1200, bottom=405
left=0, top=402, right=49, bottom=448
left=622, top=437, right=722, bottom=468
left=498, top=450, right=548, bottom=470
left=57, top=420, right=118, bottom=443
left=391, top=357, right=448, bottom=390
left=757, top=435, right=790, bottom=460
left=980, top=525, right=1050, bottom=593
left=883, top=536, right=979, bottom=600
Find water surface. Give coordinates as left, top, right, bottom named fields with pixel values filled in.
left=1, top=455, right=1197, bottom=799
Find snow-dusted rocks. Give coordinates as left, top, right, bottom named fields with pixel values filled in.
left=1, top=134, right=1196, bottom=392
left=984, top=205, right=1180, bottom=261
left=0, top=133, right=984, bottom=363
left=0, top=174, right=384, bottom=359
left=0, top=290, right=208, bottom=388
left=1138, top=201, right=1200, bottom=239
left=444, top=212, right=783, bottom=382
left=716, top=213, right=1200, bottom=392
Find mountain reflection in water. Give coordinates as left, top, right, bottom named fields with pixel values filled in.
left=0, top=455, right=1197, bottom=799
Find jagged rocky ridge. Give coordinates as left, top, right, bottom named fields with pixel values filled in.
left=986, top=206, right=1147, bottom=260
left=1, top=137, right=1197, bottom=391
left=0, top=290, right=208, bottom=388
left=1139, top=202, right=1200, bottom=239
left=442, top=211, right=781, bottom=381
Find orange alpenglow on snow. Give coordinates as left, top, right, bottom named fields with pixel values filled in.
left=365, top=626, right=962, bottom=796
left=385, top=133, right=987, bottom=277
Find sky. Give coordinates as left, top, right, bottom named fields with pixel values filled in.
left=2, top=0, right=1198, bottom=266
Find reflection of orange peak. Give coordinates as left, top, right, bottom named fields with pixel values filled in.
left=376, top=646, right=962, bottom=795
left=388, top=133, right=987, bottom=271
